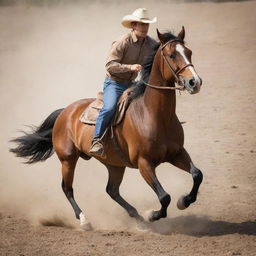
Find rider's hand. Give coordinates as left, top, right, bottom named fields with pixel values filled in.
left=130, top=64, right=143, bottom=72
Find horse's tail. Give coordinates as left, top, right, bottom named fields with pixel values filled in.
left=10, top=108, right=64, bottom=164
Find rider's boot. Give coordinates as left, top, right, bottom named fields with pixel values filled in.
left=89, top=137, right=104, bottom=156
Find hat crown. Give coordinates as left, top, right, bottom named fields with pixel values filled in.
left=132, top=8, right=149, bottom=20
left=121, top=8, right=157, bottom=28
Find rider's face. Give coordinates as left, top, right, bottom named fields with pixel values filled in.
left=132, top=22, right=149, bottom=39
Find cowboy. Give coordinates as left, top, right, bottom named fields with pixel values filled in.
left=89, top=8, right=157, bottom=156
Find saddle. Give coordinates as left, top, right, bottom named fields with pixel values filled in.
left=79, top=87, right=134, bottom=126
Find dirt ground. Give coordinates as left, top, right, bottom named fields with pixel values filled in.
left=0, top=0, right=256, bottom=255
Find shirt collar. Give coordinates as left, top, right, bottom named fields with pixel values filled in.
left=131, top=31, right=148, bottom=44
left=131, top=31, right=138, bottom=43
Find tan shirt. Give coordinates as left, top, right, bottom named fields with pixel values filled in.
left=105, top=31, right=158, bottom=83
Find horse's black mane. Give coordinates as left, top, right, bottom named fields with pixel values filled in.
left=129, top=31, right=180, bottom=100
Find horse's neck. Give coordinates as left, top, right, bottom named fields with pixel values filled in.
left=143, top=51, right=176, bottom=123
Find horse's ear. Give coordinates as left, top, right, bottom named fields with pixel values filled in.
left=157, top=29, right=165, bottom=44
left=177, top=26, right=185, bottom=42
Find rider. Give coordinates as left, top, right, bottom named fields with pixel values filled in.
left=89, top=8, right=157, bottom=156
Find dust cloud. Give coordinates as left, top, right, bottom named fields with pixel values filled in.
left=1, top=0, right=255, bottom=233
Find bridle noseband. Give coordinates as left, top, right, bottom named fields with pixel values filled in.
left=144, top=39, right=194, bottom=91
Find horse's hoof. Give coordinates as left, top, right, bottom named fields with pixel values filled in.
left=136, top=221, right=151, bottom=232
left=79, top=212, right=92, bottom=231
left=177, top=195, right=188, bottom=210
left=80, top=221, right=93, bottom=231
left=147, top=210, right=156, bottom=222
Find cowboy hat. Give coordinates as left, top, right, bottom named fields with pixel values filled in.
left=121, top=8, right=157, bottom=29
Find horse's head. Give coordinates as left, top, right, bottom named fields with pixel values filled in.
left=157, top=27, right=202, bottom=94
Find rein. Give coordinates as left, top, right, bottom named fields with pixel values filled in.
left=143, top=39, right=193, bottom=91
left=143, top=80, right=184, bottom=90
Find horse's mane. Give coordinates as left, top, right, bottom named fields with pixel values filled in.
left=129, top=31, right=180, bottom=100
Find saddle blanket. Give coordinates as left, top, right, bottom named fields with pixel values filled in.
left=79, top=88, right=133, bottom=126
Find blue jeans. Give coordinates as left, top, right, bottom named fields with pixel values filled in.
left=94, top=77, right=131, bottom=138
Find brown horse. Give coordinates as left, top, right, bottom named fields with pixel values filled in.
left=10, top=27, right=203, bottom=230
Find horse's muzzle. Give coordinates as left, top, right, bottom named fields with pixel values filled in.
left=183, top=76, right=202, bottom=94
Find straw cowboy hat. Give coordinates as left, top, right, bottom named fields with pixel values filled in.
left=121, top=8, right=157, bottom=29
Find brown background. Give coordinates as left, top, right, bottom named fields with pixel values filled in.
left=0, top=0, right=255, bottom=255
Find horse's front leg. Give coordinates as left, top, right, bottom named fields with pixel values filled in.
left=138, top=158, right=171, bottom=222
left=168, top=147, right=203, bottom=209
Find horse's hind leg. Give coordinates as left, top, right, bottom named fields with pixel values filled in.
left=60, top=156, right=92, bottom=230
left=105, top=164, right=144, bottom=225
left=169, top=147, right=203, bottom=210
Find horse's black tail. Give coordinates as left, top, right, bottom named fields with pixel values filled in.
left=10, top=108, right=64, bottom=164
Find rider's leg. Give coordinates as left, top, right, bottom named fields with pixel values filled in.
left=90, top=77, right=129, bottom=155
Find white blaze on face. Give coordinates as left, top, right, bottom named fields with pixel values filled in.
left=176, top=44, right=201, bottom=86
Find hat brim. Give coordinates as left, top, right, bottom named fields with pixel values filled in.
left=121, top=15, right=157, bottom=29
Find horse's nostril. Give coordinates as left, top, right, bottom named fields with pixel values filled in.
left=189, top=79, right=195, bottom=86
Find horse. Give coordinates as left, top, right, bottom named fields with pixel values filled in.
left=10, top=26, right=203, bottom=230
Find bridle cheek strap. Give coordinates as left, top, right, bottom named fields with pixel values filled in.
left=161, top=49, right=194, bottom=85
left=143, top=39, right=194, bottom=91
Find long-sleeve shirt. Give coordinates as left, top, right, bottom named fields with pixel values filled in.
left=105, top=31, right=158, bottom=83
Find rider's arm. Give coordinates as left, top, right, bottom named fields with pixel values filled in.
left=105, top=39, right=133, bottom=74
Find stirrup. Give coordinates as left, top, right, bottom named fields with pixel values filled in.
left=89, top=138, right=104, bottom=156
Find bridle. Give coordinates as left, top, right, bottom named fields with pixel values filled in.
left=143, top=39, right=194, bottom=91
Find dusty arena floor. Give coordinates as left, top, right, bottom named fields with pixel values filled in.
left=0, top=1, right=256, bottom=255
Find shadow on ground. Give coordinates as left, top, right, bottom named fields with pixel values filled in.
left=39, top=215, right=74, bottom=229
left=150, top=215, right=256, bottom=237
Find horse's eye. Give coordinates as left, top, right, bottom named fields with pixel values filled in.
left=169, top=54, right=176, bottom=59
